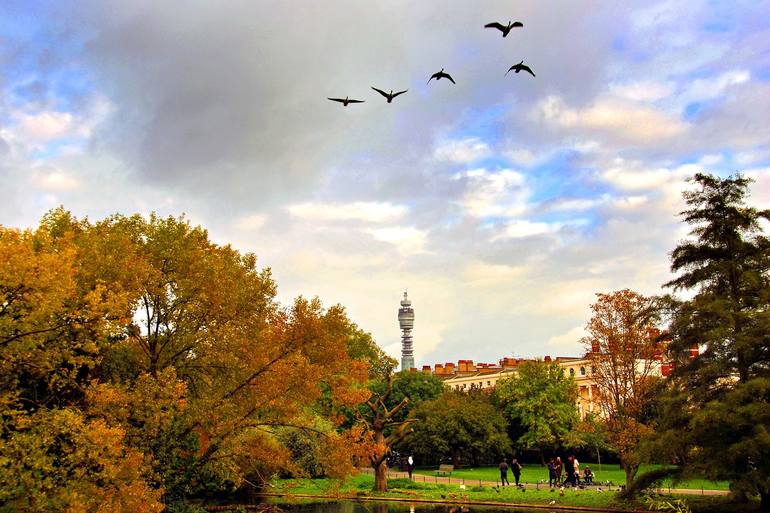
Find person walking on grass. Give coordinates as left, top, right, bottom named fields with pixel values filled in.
left=555, top=456, right=563, bottom=485
left=499, top=458, right=510, bottom=486
left=547, top=457, right=557, bottom=488
left=511, top=458, right=523, bottom=487
left=407, top=455, right=414, bottom=480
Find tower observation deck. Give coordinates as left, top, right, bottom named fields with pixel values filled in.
left=398, top=291, right=415, bottom=371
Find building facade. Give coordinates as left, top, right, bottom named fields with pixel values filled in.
left=420, top=355, right=671, bottom=418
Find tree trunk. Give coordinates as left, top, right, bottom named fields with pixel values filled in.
left=374, top=461, right=388, bottom=492
left=538, top=450, right=545, bottom=466
left=760, top=491, right=770, bottom=512
left=622, top=461, right=637, bottom=491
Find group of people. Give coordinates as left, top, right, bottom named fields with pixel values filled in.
left=498, top=458, right=524, bottom=486
left=547, top=455, right=594, bottom=487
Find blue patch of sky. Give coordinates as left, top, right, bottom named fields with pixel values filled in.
left=28, top=139, right=85, bottom=160
left=1, top=6, right=95, bottom=111
left=683, top=102, right=702, bottom=120
left=756, top=67, right=770, bottom=81
left=450, top=104, right=508, bottom=146
left=525, top=151, right=609, bottom=205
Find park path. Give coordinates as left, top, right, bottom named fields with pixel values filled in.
left=359, top=468, right=728, bottom=497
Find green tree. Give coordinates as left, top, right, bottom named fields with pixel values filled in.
left=654, top=173, right=770, bottom=508
left=400, top=390, right=511, bottom=467
left=493, top=360, right=579, bottom=462
left=358, top=371, right=414, bottom=492
left=368, top=370, right=445, bottom=423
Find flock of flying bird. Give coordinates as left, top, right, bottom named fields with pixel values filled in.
left=327, top=19, right=535, bottom=107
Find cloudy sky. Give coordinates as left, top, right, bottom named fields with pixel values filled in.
left=2, top=0, right=770, bottom=365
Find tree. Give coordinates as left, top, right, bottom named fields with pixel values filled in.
left=358, top=372, right=414, bottom=492
left=655, top=173, right=770, bottom=508
left=1, top=210, right=376, bottom=509
left=368, top=370, right=445, bottom=423
left=582, top=289, right=663, bottom=493
left=493, top=360, right=579, bottom=462
left=400, top=390, right=511, bottom=468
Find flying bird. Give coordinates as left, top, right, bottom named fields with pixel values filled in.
left=371, top=87, right=408, bottom=103
left=427, top=68, right=455, bottom=84
left=505, top=61, right=536, bottom=77
left=327, top=96, right=365, bottom=106
left=484, top=20, right=523, bottom=37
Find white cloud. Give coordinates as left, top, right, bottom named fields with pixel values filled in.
left=366, top=226, right=428, bottom=255
left=36, top=171, right=79, bottom=192
left=17, top=111, right=74, bottom=142
left=546, top=325, right=587, bottom=350
left=682, top=70, right=750, bottom=103
left=535, top=95, right=688, bottom=143
left=456, top=169, right=528, bottom=218
left=491, top=220, right=565, bottom=241
left=434, top=137, right=490, bottom=163
left=462, top=261, right=528, bottom=287
left=610, top=80, right=674, bottom=102
left=288, top=201, right=408, bottom=223
left=544, top=197, right=603, bottom=213
left=235, top=213, right=267, bottom=231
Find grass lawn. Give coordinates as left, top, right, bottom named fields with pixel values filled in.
left=413, top=463, right=729, bottom=491
left=272, top=473, right=628, bottom=509
left=270, top=474, right=755, bottom=513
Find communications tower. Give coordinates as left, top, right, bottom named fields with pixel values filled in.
left=398, top=291, right=415, bottom=371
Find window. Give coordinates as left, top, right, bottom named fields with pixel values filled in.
left=569, top=368, right=575, bottom=377
left=487, top=381, right=491, bottom=386
left=580, top=366, right=586, bottom=376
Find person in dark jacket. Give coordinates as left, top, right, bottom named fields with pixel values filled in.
left=547, top=457, right=557, bottom=488
left=511, top=458, right=523, bottom=486
left=499, top=459, right=510, bottom=486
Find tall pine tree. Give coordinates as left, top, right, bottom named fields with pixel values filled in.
left=659, top=173, right=770, bottom=508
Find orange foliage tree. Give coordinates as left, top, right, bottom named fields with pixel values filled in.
left=582, top=289, right=664, bottom=493
left=1, top=209, right=377, bottom=510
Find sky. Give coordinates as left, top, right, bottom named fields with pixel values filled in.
left=2, top=0, right=770, bottom=366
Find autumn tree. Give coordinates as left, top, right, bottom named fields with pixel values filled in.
left=1, top=209, right=376, bottom=509
left=654, top=173, right=770, bottom=508
left=493, top=360, right=579, bottom=462
left=0, top=212, right=162, bottom=511
left=582, top=289, right=663, bottom=493
left=400, top=390, right=510, bottom=467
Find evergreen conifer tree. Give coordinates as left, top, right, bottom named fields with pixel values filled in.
left=658, top=173, right=770, bottom=508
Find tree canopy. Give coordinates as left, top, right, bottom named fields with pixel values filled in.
left=0, top=209, right=376, bottom=511
left=582, top=289, right=663, bottom=492
left=654, top=173, right=770, bottom=509
left=400, top=390, right=510, bottom=467
left=493, top=360, right=579, bottom=458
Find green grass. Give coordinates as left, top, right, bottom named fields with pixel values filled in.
left=270, top=474, right=755, bottom=513
left=272, top=474, right=628, bottom=509
left=413, top=463, right=729, bottom=491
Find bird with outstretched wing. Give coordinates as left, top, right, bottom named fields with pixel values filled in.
left=371, top=87, right=408, bottom=103
left=427, top=68, right=456, bottom=84
left=327, top=96, right=365, bottom=106
left=505, top=61, right=536, bottom=77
